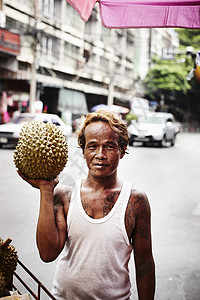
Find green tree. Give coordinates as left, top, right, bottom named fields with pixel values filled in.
left=144, top=57, right=192, bottom=100
left=175, top=29, right=200, bottom=52
left=143, top=29, right=199, bottom=101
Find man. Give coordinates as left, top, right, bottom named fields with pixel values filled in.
left=19, top=110, right=155, bottom=299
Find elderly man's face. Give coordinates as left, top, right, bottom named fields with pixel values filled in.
left=83, top=121, right=124, bottom=179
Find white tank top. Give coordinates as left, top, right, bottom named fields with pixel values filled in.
left=52, top=179, right=133, bottom=300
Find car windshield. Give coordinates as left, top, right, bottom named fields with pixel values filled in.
left=12, top=115, right=62, bottom=126
left=13, top=116, right=35, bottom=124
left=138, top=116, right=165, bottom=124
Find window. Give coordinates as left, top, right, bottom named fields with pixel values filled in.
left=125, top=67, right=132, bottom=78
left=116, top=32, right=123, bottom=46
left=42, top=0, right=54, bottom=17
left=83, top=49, right=90, bottom=62
left=41, top=35, right=60, bottom=59
left=50, top=117, right=61, bottom=126
left=65, top=3, right=84, bottom=31
left=100, top=56, right=108, bottom=71
left=6, top=17, right=29, bottom=33
left=64, top=41, right=80, bottom=58
left=126, top=33, right=134, bottom=59
left=101, top=26, right=111, bottom=44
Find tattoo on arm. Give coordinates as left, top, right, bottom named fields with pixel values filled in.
left=125, top=198, right=135, bottom=240
left=136, top=261, right=155, bottom=280
left=134, top=193, right=150, bottom=240
left=53, top=196, right=62, bottom=219
left=53, top=189, right=71, bottom=220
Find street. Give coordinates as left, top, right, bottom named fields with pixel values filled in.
left=0, top=132, right=200, bottom=299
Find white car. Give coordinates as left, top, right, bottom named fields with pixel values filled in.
left=0, top=113, right=72, bottom=148
left=128, top=112, right=177, bottom=147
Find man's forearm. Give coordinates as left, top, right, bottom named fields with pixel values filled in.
left=36, top=188, right=61, bottom=262
left=136, top=261, right=155, bottom=300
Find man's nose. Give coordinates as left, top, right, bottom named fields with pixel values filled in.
left=96, top=146, right=106, bottom=158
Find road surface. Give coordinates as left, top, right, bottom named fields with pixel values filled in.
left=0, top=132, right=199, bottom=299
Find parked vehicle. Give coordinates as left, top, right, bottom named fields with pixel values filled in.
left=128, top=112, right=177, bottom=147
left=0, top=113, right=72, bottom=148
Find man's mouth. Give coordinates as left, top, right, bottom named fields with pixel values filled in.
left=94, top=163, right=108, bottom=167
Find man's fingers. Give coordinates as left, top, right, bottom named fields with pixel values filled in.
left=17, top=170, right=29, bottom=181
left=17, top=170, right=40, bottom=188
left=54, top=177, right=59, bottom=187
left=17, top=170, right=59, bottom=189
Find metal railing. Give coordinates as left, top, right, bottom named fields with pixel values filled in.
left=12, top=259, right=56, bottom=300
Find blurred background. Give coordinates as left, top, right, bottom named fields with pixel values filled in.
left=0, top=0, right=200, bottom=131
left=0, top=0, right=200, bottom=299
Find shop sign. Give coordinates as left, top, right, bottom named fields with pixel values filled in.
left=0, top=28, right=20, bottom=56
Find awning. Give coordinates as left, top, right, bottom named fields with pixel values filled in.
left=66, top=0, right=200, bottom=28
left=66, top=0, right=98, bottom=22
left=100, top=0, right=200, bottom=28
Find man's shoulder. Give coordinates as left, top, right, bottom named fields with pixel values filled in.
left=55, top=184, right=72, bottom=194
left=130, top=187, right=147, bottom=199
left=54, top=184, right=73, bottom=205
left=128, top=186, right=150, bottom=213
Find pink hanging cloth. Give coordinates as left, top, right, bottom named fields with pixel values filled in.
left=66, top=0, right=99, bottom=22
left=99, top=0, right=200, bottom=28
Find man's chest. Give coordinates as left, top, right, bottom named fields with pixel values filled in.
left=80, top=191, right=119, bottom=218
left=80, top=191, right=136, bottom=241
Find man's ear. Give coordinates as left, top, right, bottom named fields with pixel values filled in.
left=83, top=149, right=86, bottom=159
left=120, top=150, right=125, bottom=159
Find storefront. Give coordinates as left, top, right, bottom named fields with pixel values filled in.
left=0, top=28, right=21, bottom=123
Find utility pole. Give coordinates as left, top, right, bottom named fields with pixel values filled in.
left=148, top=28, right=152, bottom=69
left=107, top=76, right=114, bottom=106
left=29, top=0, right=38, bottom=113
left=107, top=46, right=115, bottom=106
left=29, top=54, right=37, bottom=113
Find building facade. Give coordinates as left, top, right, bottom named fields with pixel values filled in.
left=0, top=0, right=178, bottom=124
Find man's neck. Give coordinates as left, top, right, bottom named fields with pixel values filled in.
left=83, top=173, right=121, bottom=192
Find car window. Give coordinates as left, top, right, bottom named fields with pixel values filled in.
left=50, top=118, right=61, bottom=126
left=13, top=116, right=35, bottom=124
left=166, top=118, right=174, bottom=123
left=139, top=117, right=165, bottom=124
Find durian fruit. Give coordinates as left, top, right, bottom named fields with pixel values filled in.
left=0, top=277, right=9, bottom=298
left=13, top=121, right=68, bottom=180
left=0, top=238, right=18, bottom=297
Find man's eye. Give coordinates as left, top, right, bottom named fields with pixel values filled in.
left=88, top=145, right=96, bottom=149
left=106, top=144, right=115, bottom=149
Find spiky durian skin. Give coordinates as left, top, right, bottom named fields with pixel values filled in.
left=0, top=245, right=18, bottom=280
left=0, top=238, right=3, bottom=260
left=13, top=121, right=68, bottom=180
left=0, top=276, right=9, bottom=298
left=0, top=238, right=18, bottom=296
